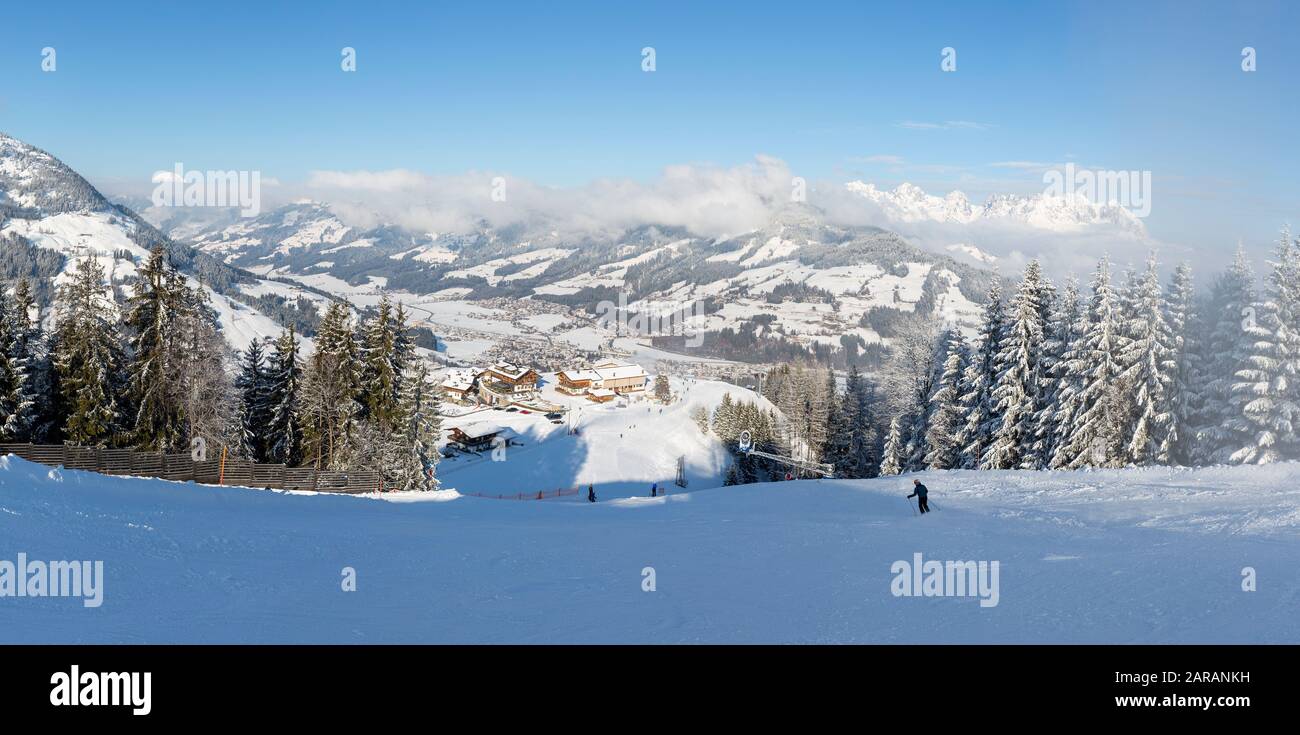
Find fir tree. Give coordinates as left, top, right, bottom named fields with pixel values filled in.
left=234, top=339, right=272, bottom=461
left=1163, top=264, right=1199, bottom=465
left=1195, top=246, right=1258, bottom=463
left=265, top=326, right=304, bottom=465
left=359, top=295, right=400, bottom=430
left=654, top=373, right=671, bottom=402
left=302, top=302, right=362, bottom=469
left=957, top=279, right=1007, bottom=468
left=985, top=261, right=1048, bottom=470
left=393, top=360, right=442, bottom=491
left=691, top=405, right=710, bottom=434
left=723, top=462, right=741, bottom=486
left=879, top=417, right=905, bottom=476
left=712, top=392, right=739, bottom=442
left=1057, top=256, right=1129, bottom=468
left=1035, top=279, right=1084, bottom=469
left=51, top=257, right=125, bottom=446
left=123, top=247, right=192, bottom=451
left=840, top=365, right=876, bottom=478
left=923, top=330, right=969, bottom=470
left=1119, top=253, right=1177, bottom=465
left=822, top=369, right=849, bottom=473
left=1225, top=231, right=1300, bottom=463
left=11, top=278, right=55, bottom=442
left=0, top=285, right=35, bottom=440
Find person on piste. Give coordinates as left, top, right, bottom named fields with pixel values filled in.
left=907, top=479, right=930, bottom=514
left=588, top=484, right=596, bottom=503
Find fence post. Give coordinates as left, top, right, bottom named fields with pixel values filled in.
left=218, top=445, right=228, bottom=485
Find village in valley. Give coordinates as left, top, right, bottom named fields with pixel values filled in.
left=433, top=354, right=689, bottom=494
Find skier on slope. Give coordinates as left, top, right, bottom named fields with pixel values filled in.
left=588, top=484, right=597, bottom=503
left=907, top=479, right=930, bottom=514
left=651, top=482, right=658, bottom=498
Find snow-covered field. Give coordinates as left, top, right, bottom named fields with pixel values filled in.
left=2, top=454, right=1297, bottom=644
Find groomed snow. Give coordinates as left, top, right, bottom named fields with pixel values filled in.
left=3, top=453, right=1297, bottom=644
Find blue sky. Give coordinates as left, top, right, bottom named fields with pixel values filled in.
left=1, top=0, right=1297, bottom=255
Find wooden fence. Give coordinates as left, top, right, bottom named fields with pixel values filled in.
left=462, top=487, right=581, bottom=501
left=0, top=443, right=388, bottom=494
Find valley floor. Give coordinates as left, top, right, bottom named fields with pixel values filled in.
left=1, top=456, right=1297, bottom=643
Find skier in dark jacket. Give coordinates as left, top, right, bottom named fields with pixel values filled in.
left=907, top=479, right=930, bottom=513
left=651, top=482, right=658, bottom=498
left=588, top=484, right=596, bottom=503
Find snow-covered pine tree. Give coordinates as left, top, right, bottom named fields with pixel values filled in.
left=1194, top=245, right=1258, bottom=463
left=776, top=366, right=806, bottom=463
left=879, top=416, right=905, bottom=476
left=123, top=246, right=187, bottom=451
left=841, top=365, right=877, bottom=478
left=302, top=302, right=363, bottom=470
left=723, top=462, right=741, bottom=486
left=393, top=359, right=442, bottom=491
left=10, top=278, right=55, bottom=443
left=1224, top=230, right=1300, bottom=463
left=1056, top=256, right=1130, bottom=468
left=265, top=326, right=304, bottom=466
left=1033, top=279, right=1083, bottom=469
left=956, top=279, right=1007, bottom=468
left=1118, top=253, right=1177, bottom=465
left=902, top=348, right=940, bottom=472
left=761, top=364, right=788, bottom=404
left=985, top=260, right=1049, bottom=470
left=923, top=330, right=969, bottom=470
left=1163, top=263, right=1199, bottom=465
left=803, top=365, right=831, bottom=471
left=691, top=405, right=710, bottom=434
left=391, top=302, right=415, bottom=400
left=51, top=256, right=125, bottom=446
left=173, top=283, right=236, bottom=457
left=0, top=285, right=34, bottom=441
left=712, top=392, right=739, bottom=442
left=234, top=339, right=272, bottom=461
left=822, top=368, right=849, bottom=473
left=654, top=373, right=671, bottom=402
left=359, top=294, right=400, bottom=430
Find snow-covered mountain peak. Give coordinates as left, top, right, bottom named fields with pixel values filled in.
left=0, top=131, right=115, bottom=215
left=846, top=180, right=1146, bottom=235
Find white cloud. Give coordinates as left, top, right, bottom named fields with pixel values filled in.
left=291, top=155, right=801, bottom=239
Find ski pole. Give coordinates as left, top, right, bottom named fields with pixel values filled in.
left=907, top=496, right=917, bottom=516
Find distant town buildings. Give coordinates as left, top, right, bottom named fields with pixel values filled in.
left=447, top=424, right=516, bottom=451
left=477, top=361, right=542, bottom=406
left=440, top=356, right=648, bottom=407
left=557, top=357, right=648, bottom=402
left=440, top=368, right=480, bottom=404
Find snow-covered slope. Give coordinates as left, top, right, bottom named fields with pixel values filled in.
left=436, top=376, right=753, bottom=496
left=3, top=453, right=1297, bottom=643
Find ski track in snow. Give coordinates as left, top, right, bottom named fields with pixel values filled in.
left=1, top=455, right=1298, bottom=643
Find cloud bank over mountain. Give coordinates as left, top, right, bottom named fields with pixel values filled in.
left=100, top=154, right=1179, bottom=279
